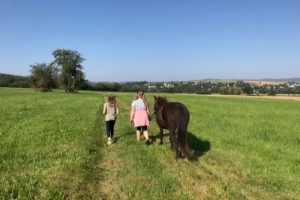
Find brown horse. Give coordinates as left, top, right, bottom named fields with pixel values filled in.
left=153, top=96, right=193, bottom=160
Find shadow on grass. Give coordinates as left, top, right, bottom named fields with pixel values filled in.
left=187, top=132, right=211, bottom=161
left=149, top=133, right=170, bottom=145
left=112, top=136, right=121, bottom=143
left=148, top=132, right=210, bottom=161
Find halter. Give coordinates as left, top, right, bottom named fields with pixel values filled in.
left=149, top=111, right=156, bottom=120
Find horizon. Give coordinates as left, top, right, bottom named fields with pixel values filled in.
left=1, top=0, right=299, bottom=82
left=1, top=72, right=300, bottom=84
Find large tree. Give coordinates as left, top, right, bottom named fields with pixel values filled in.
left=29, top=63, right=57, bottom=91
left=52, top=49, right=85, bottom=92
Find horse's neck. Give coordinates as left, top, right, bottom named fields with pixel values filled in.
left=157, top=106, right=167, bottom=124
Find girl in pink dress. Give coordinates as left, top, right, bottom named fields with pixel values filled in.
left=130, top=91, right=151, bottom=145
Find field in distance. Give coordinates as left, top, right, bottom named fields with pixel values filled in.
left=197, top=79, right=287, bottom=85
left=244, top=80, right=286, bottom=85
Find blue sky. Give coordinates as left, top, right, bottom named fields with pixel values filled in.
left=0, top=0, right=299, bottom=82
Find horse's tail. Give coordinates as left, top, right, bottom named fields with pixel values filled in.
left=176, top=106, right=193, bottom=159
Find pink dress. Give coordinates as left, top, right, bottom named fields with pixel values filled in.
left=133, top=110, right=149, bottom=127
left=132, top=99, right=150, bottom=127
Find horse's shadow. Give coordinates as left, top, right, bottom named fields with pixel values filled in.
left=113, top=136, right=121, bottom=143
left=150, top=132, right=210, bottom=161
left=187, top=132, right=211, bottom=161
left=149, top=133, right=169, bottom=146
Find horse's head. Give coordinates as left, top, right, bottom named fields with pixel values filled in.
left=153, top=96, right=168, bottom=113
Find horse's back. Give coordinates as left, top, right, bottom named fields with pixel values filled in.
left=163, top=102, right=189, bottom=114
left=162, top=102, right=190, bottom=126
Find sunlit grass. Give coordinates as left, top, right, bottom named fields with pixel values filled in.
left=1, top=88, right=299, bottom=199
left=0, top=88, right=104, bottom=199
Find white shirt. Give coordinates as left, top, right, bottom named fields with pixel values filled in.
left=131, top=98, right=147, bottom=110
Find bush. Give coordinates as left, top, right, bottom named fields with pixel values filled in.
left=219, top=87, right=228, bottom=95
left=220, top=87, right=241, bottom=95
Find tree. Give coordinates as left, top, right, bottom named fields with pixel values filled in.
left=185, top=87, right=195, bottom=94
left=267, top=86, right=276, bottom=96
left=243, top=85, right=254, bottom=95
left=29, top=63, right=57, bottom=91
left=52, top=49, right=85, bottom=92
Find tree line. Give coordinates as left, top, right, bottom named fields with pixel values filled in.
left=2, top=71, right=300, bottom=96
left=1, top=49, right=300, bottom=95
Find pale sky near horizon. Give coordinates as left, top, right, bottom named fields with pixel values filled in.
left=0, top=0, right=299, bottom=82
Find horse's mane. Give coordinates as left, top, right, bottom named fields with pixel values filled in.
left=157, top=96, right=168, bottom=105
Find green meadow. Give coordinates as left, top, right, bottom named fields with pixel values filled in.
left=1, top=88, right=300, bottom=200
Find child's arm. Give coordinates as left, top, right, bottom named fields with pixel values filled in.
left=130, top=106, right=135, bottom=124
left=116, top=104, right=119, bottom=115
left=103, top=103, right=107, bottom=114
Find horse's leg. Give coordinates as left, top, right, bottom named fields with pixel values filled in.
left=169, top=135, right=174, bottom=150
left=169, top=129, right=174, bottom=151
left=159, top=127, right=164, bottom=145
left=169, top=128, right=180, bottom=160
left=174, top=128, right=180, bottom=160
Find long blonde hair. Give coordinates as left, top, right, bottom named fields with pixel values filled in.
left=134, top=91, right=148, bottom=107
left=107, top=94, right=117, bottom=107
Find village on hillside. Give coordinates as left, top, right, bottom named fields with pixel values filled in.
left=119, top=79, right=300, bottom=96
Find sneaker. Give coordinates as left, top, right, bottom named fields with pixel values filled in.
left=145, top=139, right=150, bottom=145
left=107, top=137, right=112, bottom=145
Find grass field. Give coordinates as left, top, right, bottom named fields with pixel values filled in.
left=1, top=88, right=300, bottom=200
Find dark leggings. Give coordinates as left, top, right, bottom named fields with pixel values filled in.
left=105, top=120, right=116, bottom=138
left=136, top=126, right=147, bottom=132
